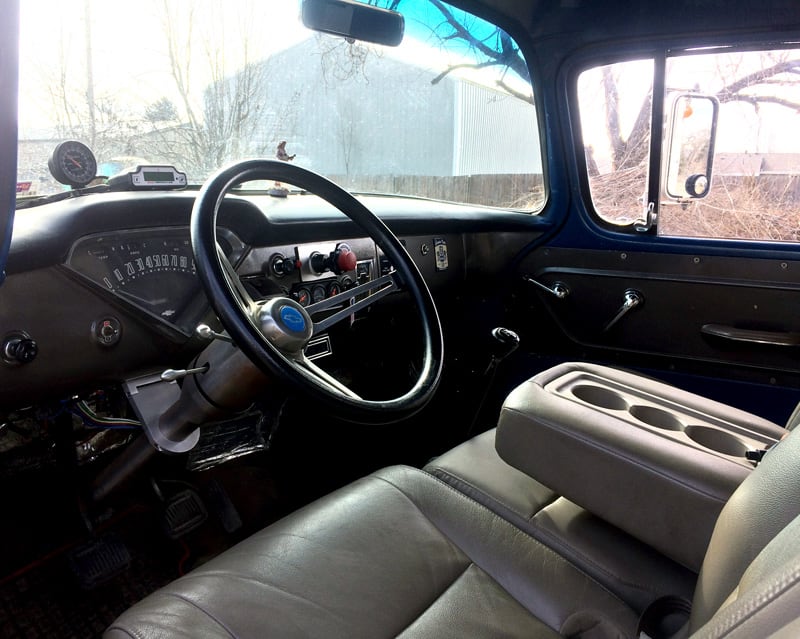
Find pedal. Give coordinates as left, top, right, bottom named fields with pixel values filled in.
left=163, top=488, right=208, bottom=539
left=68, top=535, right=131, bottom=590
left=206, top=479, right=242, bottom=533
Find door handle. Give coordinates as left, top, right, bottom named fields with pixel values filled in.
left=701, top=324, right=800, bottom=347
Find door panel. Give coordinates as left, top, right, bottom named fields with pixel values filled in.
left=512, top=246, right=800, bottom=423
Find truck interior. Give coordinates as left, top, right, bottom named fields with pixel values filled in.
left=2, top=0, right=800, bottom=637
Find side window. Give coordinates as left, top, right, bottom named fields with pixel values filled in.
left=578, top=48, right=800, bottom=241
left=660, top=49, right=800, bottom=241
left=578, top=60, right=653, bottom=225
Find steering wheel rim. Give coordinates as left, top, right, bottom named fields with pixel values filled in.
left=191, top=159, right=443, bottom=424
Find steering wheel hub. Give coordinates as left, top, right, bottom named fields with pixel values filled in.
left=256, top=298, right=314, bottom=353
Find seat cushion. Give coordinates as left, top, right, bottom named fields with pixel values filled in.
left=424, top=429, right=560, bottom=521
left=425, top=429, right=697, bottom=613
left=106, top=466, right=638, bottom=638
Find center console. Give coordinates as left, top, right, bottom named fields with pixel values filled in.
left=496, top=362, right=786, bottom=571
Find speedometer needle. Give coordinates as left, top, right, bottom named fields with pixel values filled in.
left=67, top=155, right=82, bottom=168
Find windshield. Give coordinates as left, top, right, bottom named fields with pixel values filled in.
left=17, top=0, right=542, bottom=210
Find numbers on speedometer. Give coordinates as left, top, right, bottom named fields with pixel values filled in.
left=67, top=229, right=198, bottom=325
left=99, top=242, right=195, bottom=294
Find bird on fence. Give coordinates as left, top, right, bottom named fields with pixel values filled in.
left=271, top=141, right=296, bottom=194
left=276, top=141, right=296, bottom=162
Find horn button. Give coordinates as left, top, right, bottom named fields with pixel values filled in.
left=255, top=298, right=314, bottom=353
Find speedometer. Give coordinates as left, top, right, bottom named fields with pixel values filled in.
left=65, top=227, right=245, bottom=335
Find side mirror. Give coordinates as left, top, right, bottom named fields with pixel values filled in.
left=301, top=0, right=405, bottom=47
left=664, top=94, right=719, bottom=199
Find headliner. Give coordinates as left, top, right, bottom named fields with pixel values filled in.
left=462, top=0, right=800, bottom=51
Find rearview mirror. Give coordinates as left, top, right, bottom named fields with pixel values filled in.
left=664, top=94, right=719, bottom=199
left=302, top=0, right=405, bottom=47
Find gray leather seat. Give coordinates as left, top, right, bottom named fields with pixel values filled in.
left=424, top=429, right=697, bottom=613
left=107, top=429, right=800, bottom=638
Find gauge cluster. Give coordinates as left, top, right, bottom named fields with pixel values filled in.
left=64, top=227, right=246, bottom=336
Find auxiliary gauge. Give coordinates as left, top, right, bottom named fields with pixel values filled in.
left=48, top=140, right=98, bottom=188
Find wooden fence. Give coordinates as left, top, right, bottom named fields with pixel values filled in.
left=328, top=173, right=545, bottom=210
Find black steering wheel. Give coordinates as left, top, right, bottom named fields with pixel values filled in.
left=190, top=160, right=443, bottom=423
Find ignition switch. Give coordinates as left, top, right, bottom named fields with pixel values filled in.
left=2, top=331, right=38, bottom=365
left=269, top=253, right=297, bottom=278
left=92, top=317, right=122, bottom=347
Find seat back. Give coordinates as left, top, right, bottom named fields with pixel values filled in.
left=690, top=430, right=800, bottom=636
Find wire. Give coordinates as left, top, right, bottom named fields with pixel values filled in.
left=69, top=400, right=140, bottom=430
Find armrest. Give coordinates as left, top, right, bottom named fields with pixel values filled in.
left=496, top=362, right=785, bottom=572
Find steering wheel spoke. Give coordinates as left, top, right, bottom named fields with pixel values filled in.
left=307, top=271, right=399, bottom=333
left=291, top=354, right=362, bottom=400
left=216, top=243, right=256, bottom=311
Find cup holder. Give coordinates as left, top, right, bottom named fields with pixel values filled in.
left=684, top=425, right=750, bottom=457
left=629, top=405, right=684, bottom=431
left=572, top=385, right=628, bottom=410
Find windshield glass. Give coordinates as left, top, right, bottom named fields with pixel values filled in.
left=17, top=0, right=543, bottom=210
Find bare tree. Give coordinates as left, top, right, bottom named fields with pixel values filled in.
left=601, top=55, right=800, bottom=173
left=42, top=9, right=141, bottom=162
left=149, top=0, right=278, bottom=176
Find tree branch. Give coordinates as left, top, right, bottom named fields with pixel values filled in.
left=427, top=0, right=529, bottom=82
left=718, top=92, right=800, bottom=111
left=717, top=59, right=800, bottom=98
left=496, top=79, right=534, bottom=104
left=430, top=60, right=501, bottom=85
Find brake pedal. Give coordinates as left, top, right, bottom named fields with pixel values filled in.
left=68, top=535, right=131, bottom=590
left=163, top=488, right=208, bottom=539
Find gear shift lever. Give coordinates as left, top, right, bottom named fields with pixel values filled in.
left=487, top=327, right=520, bottom=370
left=468, top=327, right=520, bottom=436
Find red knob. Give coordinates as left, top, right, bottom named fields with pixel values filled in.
left=336, top=247, right=357, bottom=272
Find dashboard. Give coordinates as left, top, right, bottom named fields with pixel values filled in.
left=0, top=189, right=546, bottom=410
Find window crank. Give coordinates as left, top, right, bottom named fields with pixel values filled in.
left=604, top=289, right=643, bottom=332
left=523, top=275, right=569, bottom=299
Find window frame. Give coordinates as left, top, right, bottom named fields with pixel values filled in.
left=568, top=37, right=800, bottom=243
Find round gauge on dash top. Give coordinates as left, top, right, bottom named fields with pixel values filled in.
left=48, top=140, right=98, bottom=188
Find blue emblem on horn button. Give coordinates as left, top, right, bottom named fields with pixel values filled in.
left=279, top=305, right=306, bottom=333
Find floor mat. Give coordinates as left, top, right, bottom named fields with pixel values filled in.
left=0, top=510, right=179, bottom=639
